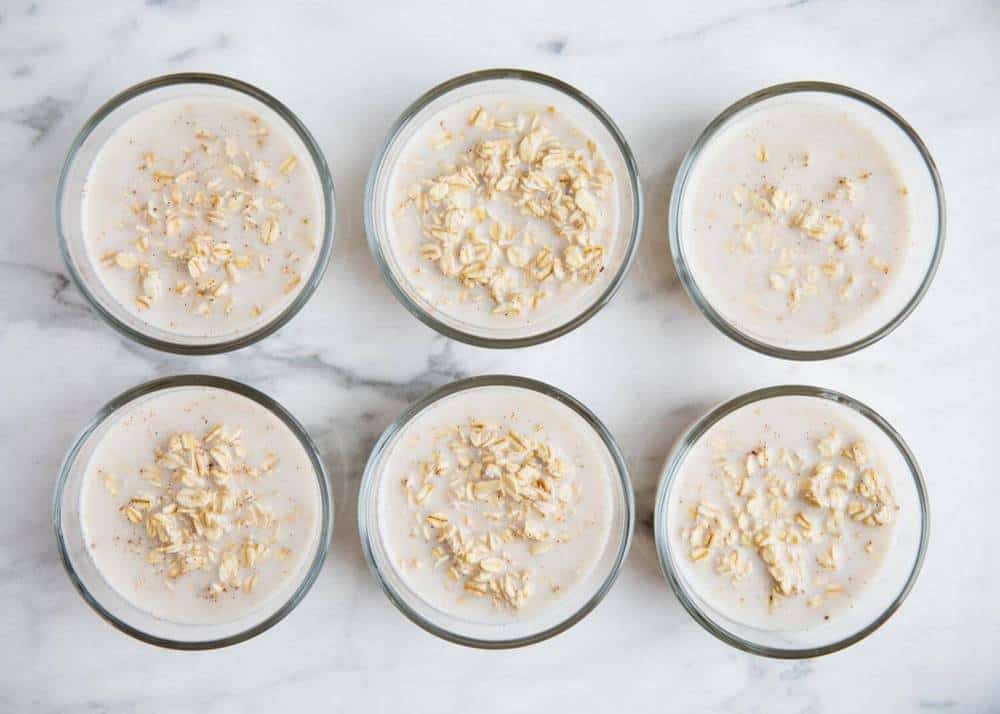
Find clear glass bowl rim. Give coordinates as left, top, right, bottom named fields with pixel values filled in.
left=668, top=80, right=946, bottom=361
left=653, top=383, right=930, bottom=659
left=364, top=67, right=644, bottom=349
left=56, top=72, right=337, bottom=355
left=52, top=374, right=334, bottom=650
left=357, top=374, right=636, bottom=648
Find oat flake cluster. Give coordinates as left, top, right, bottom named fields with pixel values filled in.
left=399, top=420, right=581, bottom=611
left=396, top=104, right=616, bottom=317
left=100, top=115, right=314, bottom=320
left=732, top=154, right=895, bottom=311
left=106, top=423, right=289, bottom=599
left=680, top=429, right=898, bottom=611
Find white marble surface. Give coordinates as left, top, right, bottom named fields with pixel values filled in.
left=0, top=0, right=996, bottom=711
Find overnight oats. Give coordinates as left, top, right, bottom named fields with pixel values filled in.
left=58, top=75, right=334, bottom=353
left=655, top=386, right=928, bottom=657
left=671, top=82, right=944, bottom=357
left=366, top=70, right=641, bottom=347
left=359, top=376, right=633, bottom=646
left=54, top=377, right=332, bottom=647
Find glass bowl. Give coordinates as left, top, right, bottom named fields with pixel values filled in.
left=669, top=81, right=945, bottom=360
left=358, top=375, right=635, bottom=647
left=654, top=385, right=929, bottom=658
left=365, top=68, right=643, bottom=348
left=56, top=73, right=335, bottom=354
left=53, top=375, right=333, bottom=649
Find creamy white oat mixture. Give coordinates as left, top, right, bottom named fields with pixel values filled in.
left=83, top=97, right=323, bottom=339
left=667, top=396, right=899, bottom=631
left=377, top=386, right=614, bottom=623
left=80, top=387, right=321, bottom=625
left=386, top=95, right=618, bottom=330
left=681, top=101, right=912, bottom=347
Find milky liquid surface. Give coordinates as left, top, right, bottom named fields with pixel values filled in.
left=386, top=94, right=619, bottom=332
left=83, top=97, right=323, bottom=339
left=80, top=386, right=321, bottom=625
left=377, top=386, right=615, bottom=624
left=681, top=100, right=912, bottom=347
left=668, top=395, right=899, bottom=632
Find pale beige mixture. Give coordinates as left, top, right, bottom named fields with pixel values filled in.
left=668, top=395, right=900, bottom=631
left=387, top=95, right=618, bottom=327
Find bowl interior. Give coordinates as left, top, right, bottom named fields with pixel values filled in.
left=655, top=387, right=927, bottom=657
left=672, top=84, right=943, bottom=357
left=58, top=76, right=333, bottom=353
left=54, top=377, right=332, bottom=648
left=359, top=376, right=634, bottom=647
left=368, top=72, right=640, bottom=346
